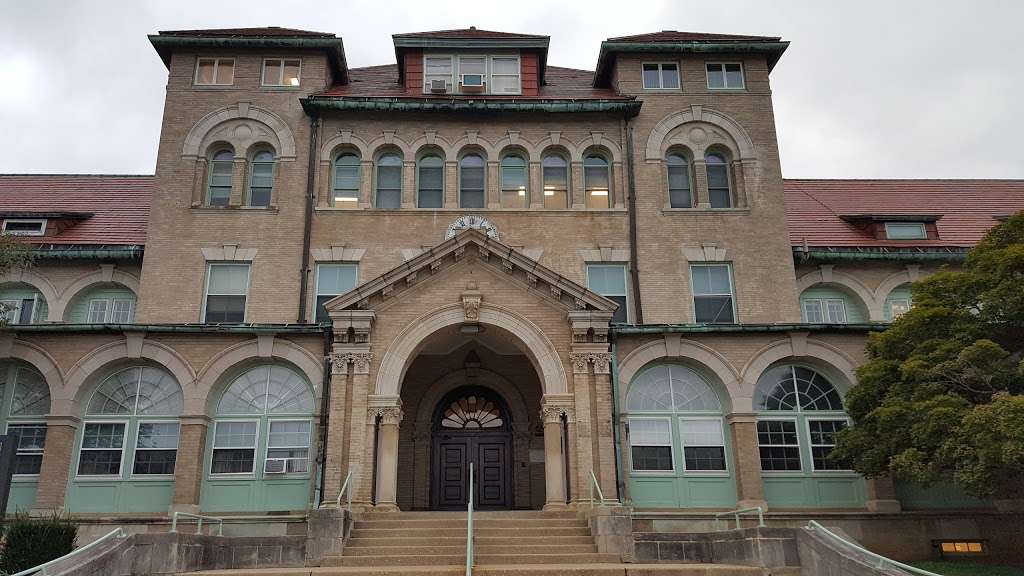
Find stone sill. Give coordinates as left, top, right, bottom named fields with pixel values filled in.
left=314, top=207, right=629, bottom=215
left=661, top=207, right=751, bottom=215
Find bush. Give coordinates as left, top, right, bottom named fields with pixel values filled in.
left=0, top=512, right=77, bottom=574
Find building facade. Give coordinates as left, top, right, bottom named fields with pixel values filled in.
left=2, top=26, right=1023, bottom=560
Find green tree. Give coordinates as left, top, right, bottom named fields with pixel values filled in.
left=0, top=233, right=35, bottom=324
left=833, top=212, right=1024, bottom=499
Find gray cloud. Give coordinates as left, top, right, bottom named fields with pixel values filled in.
left=1, top=0, right=1020, bottom=178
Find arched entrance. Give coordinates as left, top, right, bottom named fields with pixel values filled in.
left=431, top=385, right=513, bottom=510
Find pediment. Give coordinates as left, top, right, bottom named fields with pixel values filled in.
left=323, top=229, right=619, bottom=317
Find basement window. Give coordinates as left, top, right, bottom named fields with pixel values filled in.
left=2, top=219, right=45, bottom=236
left=936, top=541, right=986, bottom=557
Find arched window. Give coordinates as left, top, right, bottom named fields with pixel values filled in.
left=666, top=153, right=693, bottom=208
left=417, top=154, right=444, bottom=208
left=625, top=364, right=726, bottom=474
left=77, top=366, right=183, bottom=477
left=459, top=154, right=486, bottom=208
left=211, top=365, right=314, bottom=476
left=500, top=154, right=528, bottom=208
left=541, top=154, right=568, bottom=209
left=0, top=284, right=47, bottom=325
left=584, top=155, right=610, bottom=209
left=705, top=153, right=732, bottom=208
left=375, top=153, right=403, bottom=209
left=755, top=364, right=848, bottom=473
left=332, top=153, right=361, bottom=209
left=0, top=362, right=51, bottom=476
left=207, top=149, right=234, bottom=207
left=247, top=150, right=275, bottom=207
left=885, top=284, right=913, bottom=321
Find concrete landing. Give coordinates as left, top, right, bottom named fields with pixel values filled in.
left=181, top=564, right=764, bottom=575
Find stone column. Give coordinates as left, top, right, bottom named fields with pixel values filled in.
left=32, top=416, right=78, bottom=512
left=170, top=416, right=210, bottom=513
left=359, top=160, right=373, bottom=209
left=570, top=353, right=595, bottom=505
left=726, top=413, right=767, bottom=509
left=730, top=160, right=747, bottom=208
left=528, top=161, right=542, bottom=209
left=321, top=354, right=351, bottom=505
left=444, top=161, right=458, bottom=208
left=317, top=160, right=331, bottom=208
left=570, top=161, right=585, bottom=209
left=591, top=353, right=618, bottom=500
left=693, top=159, right=710, bottom=208
left=486, top=160, right=500, bottom=209
left=611, top=161, right=625, bottom=208
left=230, top=158, right=246, bottom=206
left=345, top=355, right=374, bottom=508
left=402, top=161, right=416, bottom=208
left=541, top=405, right=567, bottom=510
left=191, top=158, right=207, bottom=206
left=374, top=406, right=403, bottom=512
left=866, top=476, right=902, bottom=513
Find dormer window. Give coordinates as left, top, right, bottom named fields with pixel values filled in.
left=262, top=58, right=301, bottom=87
left=2, top=219, right=45, bottom=236
left=885, top=222, right=928, bottom=240
left=422, top=55, right=521, bottom=95
left=194, top=58, right=234, bottom=86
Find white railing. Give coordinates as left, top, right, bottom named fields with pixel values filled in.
left=465, top=461, right=474, bottom=576
left=335, top=470, right=354, bottom=512
left=9, top=528, right=128, bottom=576
left=713, top=506, right=765, bottom=531
left=170, top=511, right=224, bottom=536
left=587, top=470, right=619, bottom=508
left=806, top=521, right=942, bottom=576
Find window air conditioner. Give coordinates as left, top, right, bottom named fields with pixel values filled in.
left=264, top=458, right=287, bottom=474
left=430, top=79, right=449, bottom=93
left=460, top=74, right=485, bottom=90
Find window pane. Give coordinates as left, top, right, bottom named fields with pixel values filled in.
left=133, top=450, right=177, bottom=475
left=82, top=423, right=125, bottom=449
left=684, top=446, right=726, bottom=471
left=78, top=449, right=122, bottom=476
left=110, top=299, right=133, bottom=323
left=212, top=448, right=255, bottom=474
left=660, top=64, right=680, bottom=88
left=629, top=418, right=671, bottom=445
left=136, top=422, right=180, bottom=449
left=491, top=75, right=519, bottom=93
left=587, top=265, right=627, bottom=295
left=642, top=64, right=660, bottom=88
left=679, top=419, right=724, bottom=446
left=216, top=59, right=234, bottom=84
left=724, top=64, right=743, bottom=88
left=694, top=296, right=735, bottom=323
left=269, top=420, right=311, bottom=447
left=803, top=300, right=824, bottom=323
left=214, top=421, right=257, bottom=447
left=267, top=365, right=315, bottom=414
left=885, top=223, right=927, bottom=239
left=707, top=164, right=729, bottom=188
left=426, top=57, right=452, bottom=74
left=317, top=264, right=358, bottom=296
left=263, top=60, right=281, bottom=85
left=88, top=300, right=108, bottom=323
left=826, top=300, right=847, bottom=323
left=706, top=64, right=725, bottom=89
left=283, top=61, right=300, bottom=86
left=208, top=265, right=249, bottom=295
left=196, top=60, right=215, bottom=84
left=626, top=366, right=673, bottom=412
left=204, top=295, right=246, bottom=322
left=492, top=58, right=518, bottom=75
left=460, top=57, right=486, bottom=75
left=691, top=265, right=731, bottom=295
left=632, top=446, right=673, bottom=471
left=10, top=368, right=51, bottom=417
left=758, top=446, right=802, bottom=471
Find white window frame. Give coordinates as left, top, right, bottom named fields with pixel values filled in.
left=110, top=298, right=134, bottom=323
left=86, top=298, right=135, bottom=323
left=889, top=298, right=912, bottom=319
left=885, top=222, right=928, bottom=240
left=6, top=422, right=46, bottom=477
left=627, top=416, right=675, bottom=474
left=314, top=262, right=358, bottom=322
left=264, top=418, right=313, bottom=475
left=802, top=298, right=847, bottom=323
left=806, top=417, right=853, bottom=474
left=641, top=62, right=681, bottom=90
left=756, top=417, right=803, bottom=475
left=689, top=263, right=737, bottom=324
left=490, top=56, right=521, bottom=94
left=201, top=262, right=251, bottom=323
left=422, top=54, right=521, bottom=95
left=193, top=57, right=235, bottom=86
left=586, top=263, right=629, bottom=323
left=0, top=299, right=19, bottom=324
left=677, top=416, right=728, bottom=475
left=87, top=299, right=109, bottom=323
left=130, top=419, right=180, bottom=479
left=261, top=58, right=302, bottom=87
left=210, top=419, right=260, bottom=477
left=458, top=55, right=488, bottom=90
left=705, top=62, right=745, bottom=90
left=76, top=420, right=129, bottom=479
left=2, top=219, right=46, bottom=236
left=423, top=55, right=455, bottom=93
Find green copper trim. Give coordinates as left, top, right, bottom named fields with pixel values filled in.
left=611, top=322, right=888, bottom=335
left=301, top=97, right=641, bottom=116
left=793, top=247, right=969, bottom=263
left=149, top=35, right=348, bottom=82
left=31, top=246, right=144, bottom=260
left=1, top=323, right=328, bottom=334
left=594, top=40, right=789, bottom=85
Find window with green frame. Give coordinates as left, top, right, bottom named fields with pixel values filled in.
left=207, top=149, right=234, bottom=207
left=0, top=362, right=51, bottom=477
left=76, top=366, right=183, bottom=479
left=210, top=365, right=315, bottom=478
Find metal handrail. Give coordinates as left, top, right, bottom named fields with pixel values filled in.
left=465, top=461, right=474, bottom=576
left=170, top=511, right=224, bottom=536
left=10, top=528, right=128, bottom=576
left=588, top=469, right=618, bottom=508
left=713, top=506, right=765, bottom=531
left=334, top=470, right=354, bottom=511
left=806, top=521, right=942, bottom=576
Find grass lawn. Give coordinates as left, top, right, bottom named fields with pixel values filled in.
left=911, top=561, right=1024, bottom=576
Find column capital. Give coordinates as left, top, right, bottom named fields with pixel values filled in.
left=568, top=352, right=590, bottom=374
left=541, top=405, right=574, bottom=424
left=329, top=350, right=373, bottom=374
left=725, top=412, right=759, bottom=424
left=329, top=310, right=376, bottom=344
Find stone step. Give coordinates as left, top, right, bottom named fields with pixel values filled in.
left=325, top=553, right=621, bottom=567
left=359, top=510, right=579, bottom=520
left=349, top=526, right=592, bottom=538
left=342, top=544, right=599, bottom=556
left=181, top=563, right=763, bottom=575
left=353, top=518, right=588, bottom=529
left=346, top=535, right=597, bottom=547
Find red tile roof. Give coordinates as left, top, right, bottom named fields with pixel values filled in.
left=393, top=28, right=547, bottom=39
left=316, top=65, right=627, bottom=100
left=607, top=31, right=781, bottom=43
left=158, top=27, right=335, bottom=38
left=0, top=175, right=152, bottom=245
left=784, top=179, right=1024, bottom=247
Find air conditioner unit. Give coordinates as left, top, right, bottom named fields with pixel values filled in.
left=264, top=458, right=287, bottom=474
left=460, top=74, right=485, bottom=89
left=429, top=79, right=449, bottom=93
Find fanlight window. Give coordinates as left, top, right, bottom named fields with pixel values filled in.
left=757, top=365, right=843, bottom=412
left=626, top=364, right=722, bottom=413
left=87, top=366, right=183, bottom=416
left=1, top=365, right=50, bottom=417
left=441, top=395, right=504, bottom=429
left=217, top=365, right=315, bottom=415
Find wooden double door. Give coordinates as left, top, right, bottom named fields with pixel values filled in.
left=431, top=432, right=513, bottom=510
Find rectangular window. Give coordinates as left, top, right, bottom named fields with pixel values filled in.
left=7, top=423, right=46, bottom=476
left=938, top=541, right=985, bottom=555
left=133, top=421, right=180, bottom=475
left=17, top=297, right=36, bottom=325
left=265, top=420, right=311, bottom=474
left=885, top=222, right=928, bottom=240
left=802, top=299, right=847, bottom=323
left=315, top=263, right=358, bottom=323
left=194, top=58, right=235, bottom=86
left=808, top=419, right=849, bottom=471
left=2, top=219, right=46, bottom=236
left=203, top=263, right=250, bottom=323
left=211, top=420, right=258, bottom=475
left=424, top=56, right=454, bottom=93
left=459, top=56, right=487, bottom=89
left=690, top=264, right=736, bottom=324
left=679, top=418, right=727, bottom=471
left=642, top=63, right=680, bottom=89
left=628, top=418, right=673, bottom=472
left=586, top=264, right=628, bottom=324
left=110, top=299, right=134, bottom=323
left=87, top=299, right=109, bottom=323
left=262, top=58, right=301, bottom=87
left=706, top=63, right=744, bottom=89
left=757, top=420, right=802, bottom=471
left=78, top=422, right=126, bottom=476
left=889, top=299, right=911, bottom=319
left=491, top=57, right=521, bottom=94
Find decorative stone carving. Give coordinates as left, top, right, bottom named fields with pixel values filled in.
left=377, top=406, right=404, bottom=426
left=382, top=283, right=394, bottom=298
left=526, top=273, right=538, bottom=288
left=462, top=293, right=482, bottom=322
left=541, top=405, right=572, bottom=424
left=478, top=246, right=490, bottom=262
left=430, top=259, right=442, bottom=274
left=569, top=352, right=590, bottom=374
left=454, top=246, right=466, bottom=260
left=502, top=259, right=514, bottom=273
left=572, top=327, right=589, bottom=344
left=329, top=353, right=350, bottom=375
left=590, top=352, right=612, bottom=374
left=329, top=351, right=374, bottom=375
left=351, top=352, right=373, bottom=374
left=574, top=297, right=587, bottom=310
left=550, top=285, right=562, bottom=299
left=406, top=271, right=418, bottom=286
left=445, top=215, right=499, bottom=241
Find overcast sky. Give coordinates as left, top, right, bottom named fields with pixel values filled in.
left=1, top=0, right=1021, bottom=178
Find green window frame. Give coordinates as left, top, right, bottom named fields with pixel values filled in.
left=690, top=263, right=736, bottom=324
left=87, top=298, right=135, bottom=324
left=314, top=263, right=358, bottom=323
left=801, top=298, right=847, bottom=323
left=247, top=151, right=275, bottom=207
left=586, top=264, right=628, bottom=324
left=500, top=154, right=528, bottom=208
left=332, top=153, right=361, bottom=208
left=0, top=362, right=51, bottom=477
left=207, top=149, right=234, bottom=207
left=583, top=155, right=611, bottom=209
